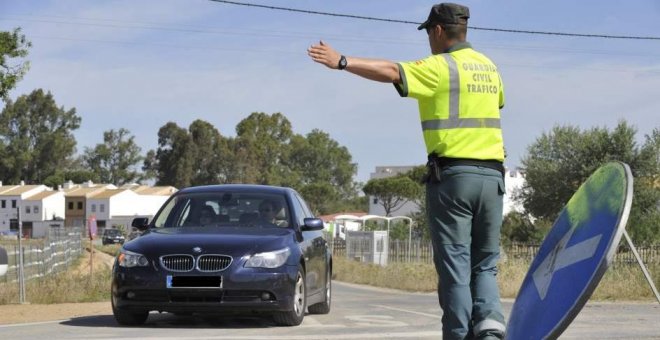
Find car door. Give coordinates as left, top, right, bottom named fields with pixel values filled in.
left=292, top=193, right=325, bottom=295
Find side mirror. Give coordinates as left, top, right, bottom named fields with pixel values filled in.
left=0, top=246, right=7, bottom=277
left=131, top=217, right=150, bottom=231
left=301, top=218, right=324, bottom=231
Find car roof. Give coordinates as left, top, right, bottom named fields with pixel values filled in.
left=176, top=184, right=295, bottom=196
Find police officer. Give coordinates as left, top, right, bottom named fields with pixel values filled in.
left=307, top=3, right=506, bottom=339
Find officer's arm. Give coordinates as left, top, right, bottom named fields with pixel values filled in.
left=307, top=40, right=401, bottom=84
left=344, top=57, right=401, bottom=83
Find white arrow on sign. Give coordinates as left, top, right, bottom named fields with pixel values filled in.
left=532, top=227, right=602, bottom=300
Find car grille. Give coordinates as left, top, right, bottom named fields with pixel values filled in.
left=197, top=255, right=232, bottom=272
left=160, top=255, right=194, bottom=272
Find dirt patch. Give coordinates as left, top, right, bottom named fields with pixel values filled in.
left=0, top=249, right=116, bottom=325
left=72, top=246, right=116, bottom=275
left=0, top=301, right=111, bottom=325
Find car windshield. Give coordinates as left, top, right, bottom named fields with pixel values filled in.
left=152, top=192, right=291, bottom=229
left=104, top=229, right=121, bottom=236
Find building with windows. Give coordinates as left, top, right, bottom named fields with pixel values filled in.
left=0, top=183, right=51, bottom=237
left=22, top=190, right=65, bottom=238
left=63, top=182, right=117, bottom=228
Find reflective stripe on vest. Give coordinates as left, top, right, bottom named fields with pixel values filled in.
left=420, top=54, right=501, bottom=131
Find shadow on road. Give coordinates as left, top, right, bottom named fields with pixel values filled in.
left=61, top=313, right=279, bottom=329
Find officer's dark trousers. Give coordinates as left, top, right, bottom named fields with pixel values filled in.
left=426, top=165, right=506, bottom=340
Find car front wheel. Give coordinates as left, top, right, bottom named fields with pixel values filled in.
left=112, top=293, right=148, bottom=326
left=273, top=265, right=306, bottom=326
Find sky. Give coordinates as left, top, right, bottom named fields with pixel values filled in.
left=1, top=0, right=659, bottom=183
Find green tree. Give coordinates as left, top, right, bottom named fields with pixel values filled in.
left=299, top=182, right=337, bottom=215
left=232, top=112, right=293, bottom=185
left=0, top=28, right=31, bottom=101
left=518, top=122, right=660, bottom=244
left=83, top=128, right=143, bottom=185
left=188, top=119, right=226, bottom=185
left=363, top=175, right=418, bottom=216
left=141, top=150, right=158, bottom=182
left=501, top=211, right=550, bottom=245
left=150, top=122, right=194, bottom=188
left=0, top=89, right=80, bottom=183
left=288, top=130, right=357, bottom=196
left=287, top=129, right=359, bottom=213
left=43, top=169, right=101, bottom=188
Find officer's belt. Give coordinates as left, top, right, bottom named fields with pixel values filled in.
left=428, top=155, right=504, bottom=176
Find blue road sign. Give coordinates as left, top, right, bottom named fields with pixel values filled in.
left=506, top=162, right=633, bottom=340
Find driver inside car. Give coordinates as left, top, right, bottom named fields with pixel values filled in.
left=198, top=206, right=217, bottom=226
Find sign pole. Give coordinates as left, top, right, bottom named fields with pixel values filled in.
left=623, top=230, right=660, bottom=304
left=17, top=206, right=26, bottom=304
left=87, top=216, right=97, bottom=282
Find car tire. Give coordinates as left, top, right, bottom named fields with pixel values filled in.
left=112, top=294, right=148, bottom=326
left=273, top=265, right=306, bottom=326
left=308, top=266, right=331, bottom=314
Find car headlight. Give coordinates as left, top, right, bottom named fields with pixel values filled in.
left=117, top=249, right=149, bottom=268
left=245, top=248, right=290, bottom=268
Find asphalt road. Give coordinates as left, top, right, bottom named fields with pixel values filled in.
left=0, top=281, right=658, bottom=339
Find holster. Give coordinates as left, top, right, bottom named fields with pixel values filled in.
left=423, top=156, right=442, bottom=184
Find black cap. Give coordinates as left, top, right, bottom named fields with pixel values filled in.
left=417, top=3, right=470, bottom=30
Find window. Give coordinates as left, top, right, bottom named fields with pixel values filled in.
left=91, top=204, right=96, bottom=213
left=12, top=200, right=16, bottom=208
left=77, top=202, right=83, bottom=210
left=1, top=200, right=5, bottom=208
left=290, top=196, right=306, bottom=226
left=100, top=204, right=105, bottom=213
left=26, top=206, right=31, bottom=214
left=68, top=202, right=74, bottom=210
left=373, top=198, right=378, bottom=204
left=34, top=206, right=39, bottom=214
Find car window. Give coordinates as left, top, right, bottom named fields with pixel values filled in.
left=290, top=195, right=306, bottom=227
left=152, top=192, right=291, bottom=229
left=295, top=194, right=314, bottom=218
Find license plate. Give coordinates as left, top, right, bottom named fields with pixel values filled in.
left=166, top=275, right=223, bottom=289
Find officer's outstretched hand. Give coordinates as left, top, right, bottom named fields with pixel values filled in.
left=307, top=40, right=341, bottom=69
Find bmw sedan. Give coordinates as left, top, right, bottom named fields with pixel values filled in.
left=111, top=184, right=332, bottom=326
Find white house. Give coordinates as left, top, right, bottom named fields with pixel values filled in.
left=23, top=190, right=66, bottom=238
left=503, top=168, right=526, bottom=215
left=88, top=186, right=176, bottom=231
left=123, top=184, right=177, bottom=217
left=0, top=183, right=49, bottom=237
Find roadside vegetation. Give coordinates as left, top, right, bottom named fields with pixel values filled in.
left=334, top=256, right=660, bottom=301
left=95, top=244, right=121, bottom=257
left=0, top=252, right=112, bottom=305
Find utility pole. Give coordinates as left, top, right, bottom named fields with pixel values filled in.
left=17, top=206, right=26, bottom=304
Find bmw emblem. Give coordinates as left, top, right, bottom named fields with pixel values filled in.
left=192, top=247, right=202, bottom=253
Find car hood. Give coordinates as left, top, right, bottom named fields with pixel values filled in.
left=123, top=226, right=296, bottom=258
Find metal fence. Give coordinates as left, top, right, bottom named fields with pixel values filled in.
left=332, top=239, right=660, bottom=265
left=0, top=227, right=83, bottom=283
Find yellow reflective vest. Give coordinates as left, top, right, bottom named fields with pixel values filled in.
left=395, top=42, right=505, bottom=162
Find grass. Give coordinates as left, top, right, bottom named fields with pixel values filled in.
left=0, top=255, right=113, bottom=305
left=334, top=256, right=660, bottom=301
left=95, top=244, right=121, bottom=257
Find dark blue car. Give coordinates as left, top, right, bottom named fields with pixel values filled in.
left=111, top=184, right=332, bottom=326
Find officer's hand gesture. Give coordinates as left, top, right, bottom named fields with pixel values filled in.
left=307, top=40, right=341, bottom=69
